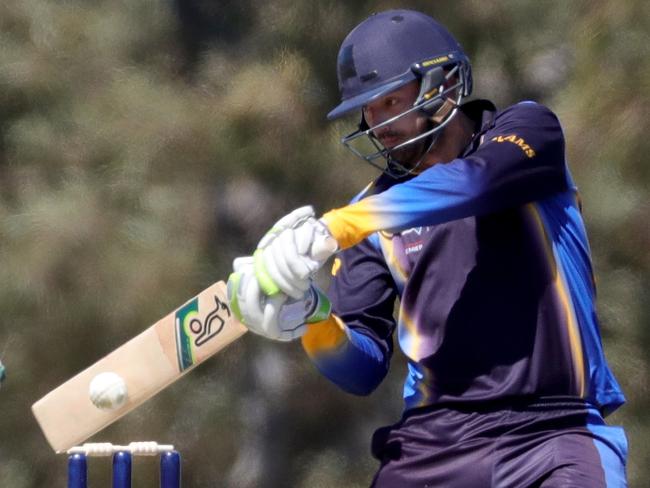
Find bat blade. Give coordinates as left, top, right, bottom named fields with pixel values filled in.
left=31, top=281, right=247, bottom=453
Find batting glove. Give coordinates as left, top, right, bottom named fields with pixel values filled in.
left=254, top=207, right=338, bottom=299
left=227, top=257, right=331, bottom=342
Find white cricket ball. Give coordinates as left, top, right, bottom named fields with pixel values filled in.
left=89, top=372, right=128, bottom=410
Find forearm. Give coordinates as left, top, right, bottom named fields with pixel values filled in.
left=322, top=103, right=568, bottom=250
left=321, top=161, right=482, bottom=249
left=301, top=314, right=390, bottom=396
left=322, top=158, right=566, bottom=249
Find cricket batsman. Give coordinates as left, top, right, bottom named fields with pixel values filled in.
left=227, top=9, right=628, bottom=487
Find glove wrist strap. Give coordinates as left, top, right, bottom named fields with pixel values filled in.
left=305, top=286, right=331, bottom=323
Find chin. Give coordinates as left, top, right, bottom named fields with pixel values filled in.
left=388, top=147, right=421, bottom=168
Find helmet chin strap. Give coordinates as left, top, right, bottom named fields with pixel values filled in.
left=386, top=98, right=456, bottom=177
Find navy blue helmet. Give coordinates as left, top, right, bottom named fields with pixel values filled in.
left=328, top=10, right=473, bottom=176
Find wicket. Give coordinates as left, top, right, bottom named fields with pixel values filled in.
left=67, top=442, right=181, bottom=487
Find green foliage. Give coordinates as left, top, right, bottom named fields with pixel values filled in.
left=1, top=0, right=648, bottom=486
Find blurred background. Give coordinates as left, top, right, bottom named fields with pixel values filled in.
left=1, top=0, right=648, bottom=486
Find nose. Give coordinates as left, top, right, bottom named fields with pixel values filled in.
left=365, top=109, right=392, bottom=137
left=374, top=126, right=394, bottom=139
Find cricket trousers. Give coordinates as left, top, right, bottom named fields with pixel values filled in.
left=370, top=398, right=627, bottom=487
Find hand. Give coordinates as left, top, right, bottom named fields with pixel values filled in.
left=254, top=208, right=338, bottom=299
left=257, top=206, right=316, bottom=249
left=227, top=257, right=331, bottom=341
left=254, top=205, right=316, bottom=298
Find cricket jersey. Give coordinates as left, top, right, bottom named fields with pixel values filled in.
left=301, top=99, right=625, bottom=416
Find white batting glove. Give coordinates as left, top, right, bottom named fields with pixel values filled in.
left=254, top=207, right=338, bottom=299
left=257, top=206, right=316, bottom=249
left=227, top=257, right=332, bottom=342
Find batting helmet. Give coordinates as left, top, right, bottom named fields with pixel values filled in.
left=328, top=10, right=472, bottom=176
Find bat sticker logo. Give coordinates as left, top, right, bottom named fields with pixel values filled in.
left=190, top=296, right=230, bottom=347
left=175, top=295, right=232, bottom=371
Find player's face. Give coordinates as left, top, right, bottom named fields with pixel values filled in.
left=363, top=81, right=431, bottom=166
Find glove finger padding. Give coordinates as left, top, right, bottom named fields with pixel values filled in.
left=253, top=207, right=338, bottom=302
left=258, top=206, right=315, bottom=249
left=255, top=230, right=311, bottom=299
left=311, top=220, right=339, bottom=261
left=233, top=256, right=254, bottom=272
left=227, top=257, right=308, bottom=342
left=294, top=218, right=337, bottom=263
left=256, top=225, right=327, bottom=299
left=239, top=268, right=267, bottom=328
left=261, top=246, right=310, bottom=299
left=293, top=217, right=317, bottom=255
left=276, top=230, right=316, bottom=279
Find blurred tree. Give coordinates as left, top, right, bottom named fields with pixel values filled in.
left=554, top=2, right=650, bottom=484
left=172, top=0, right=253, bottom=75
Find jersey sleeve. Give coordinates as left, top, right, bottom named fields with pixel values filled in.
left=301, top=236, right=397, bottom=395
left=322, top=102, right=569, bottom=249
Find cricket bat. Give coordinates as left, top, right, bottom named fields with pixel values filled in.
left=32, top=281, right=247, bottom=453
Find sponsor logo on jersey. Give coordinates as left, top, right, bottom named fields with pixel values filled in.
left=401, top=226, right=431, bottom=236
left=491, top=134, right=536, bottom=158
left=405, top=242, right=423, bottom=255
left=401, top=227, right=432, bottom=256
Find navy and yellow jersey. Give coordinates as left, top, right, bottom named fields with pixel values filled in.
left=301, top=100, right=625, bottom=415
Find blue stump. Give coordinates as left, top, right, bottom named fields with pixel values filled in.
left=112, top=451, right=132, bottom=488
left=67, top=453, right=87, bottom=488
left=160, top=450, right=182, bottom=488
